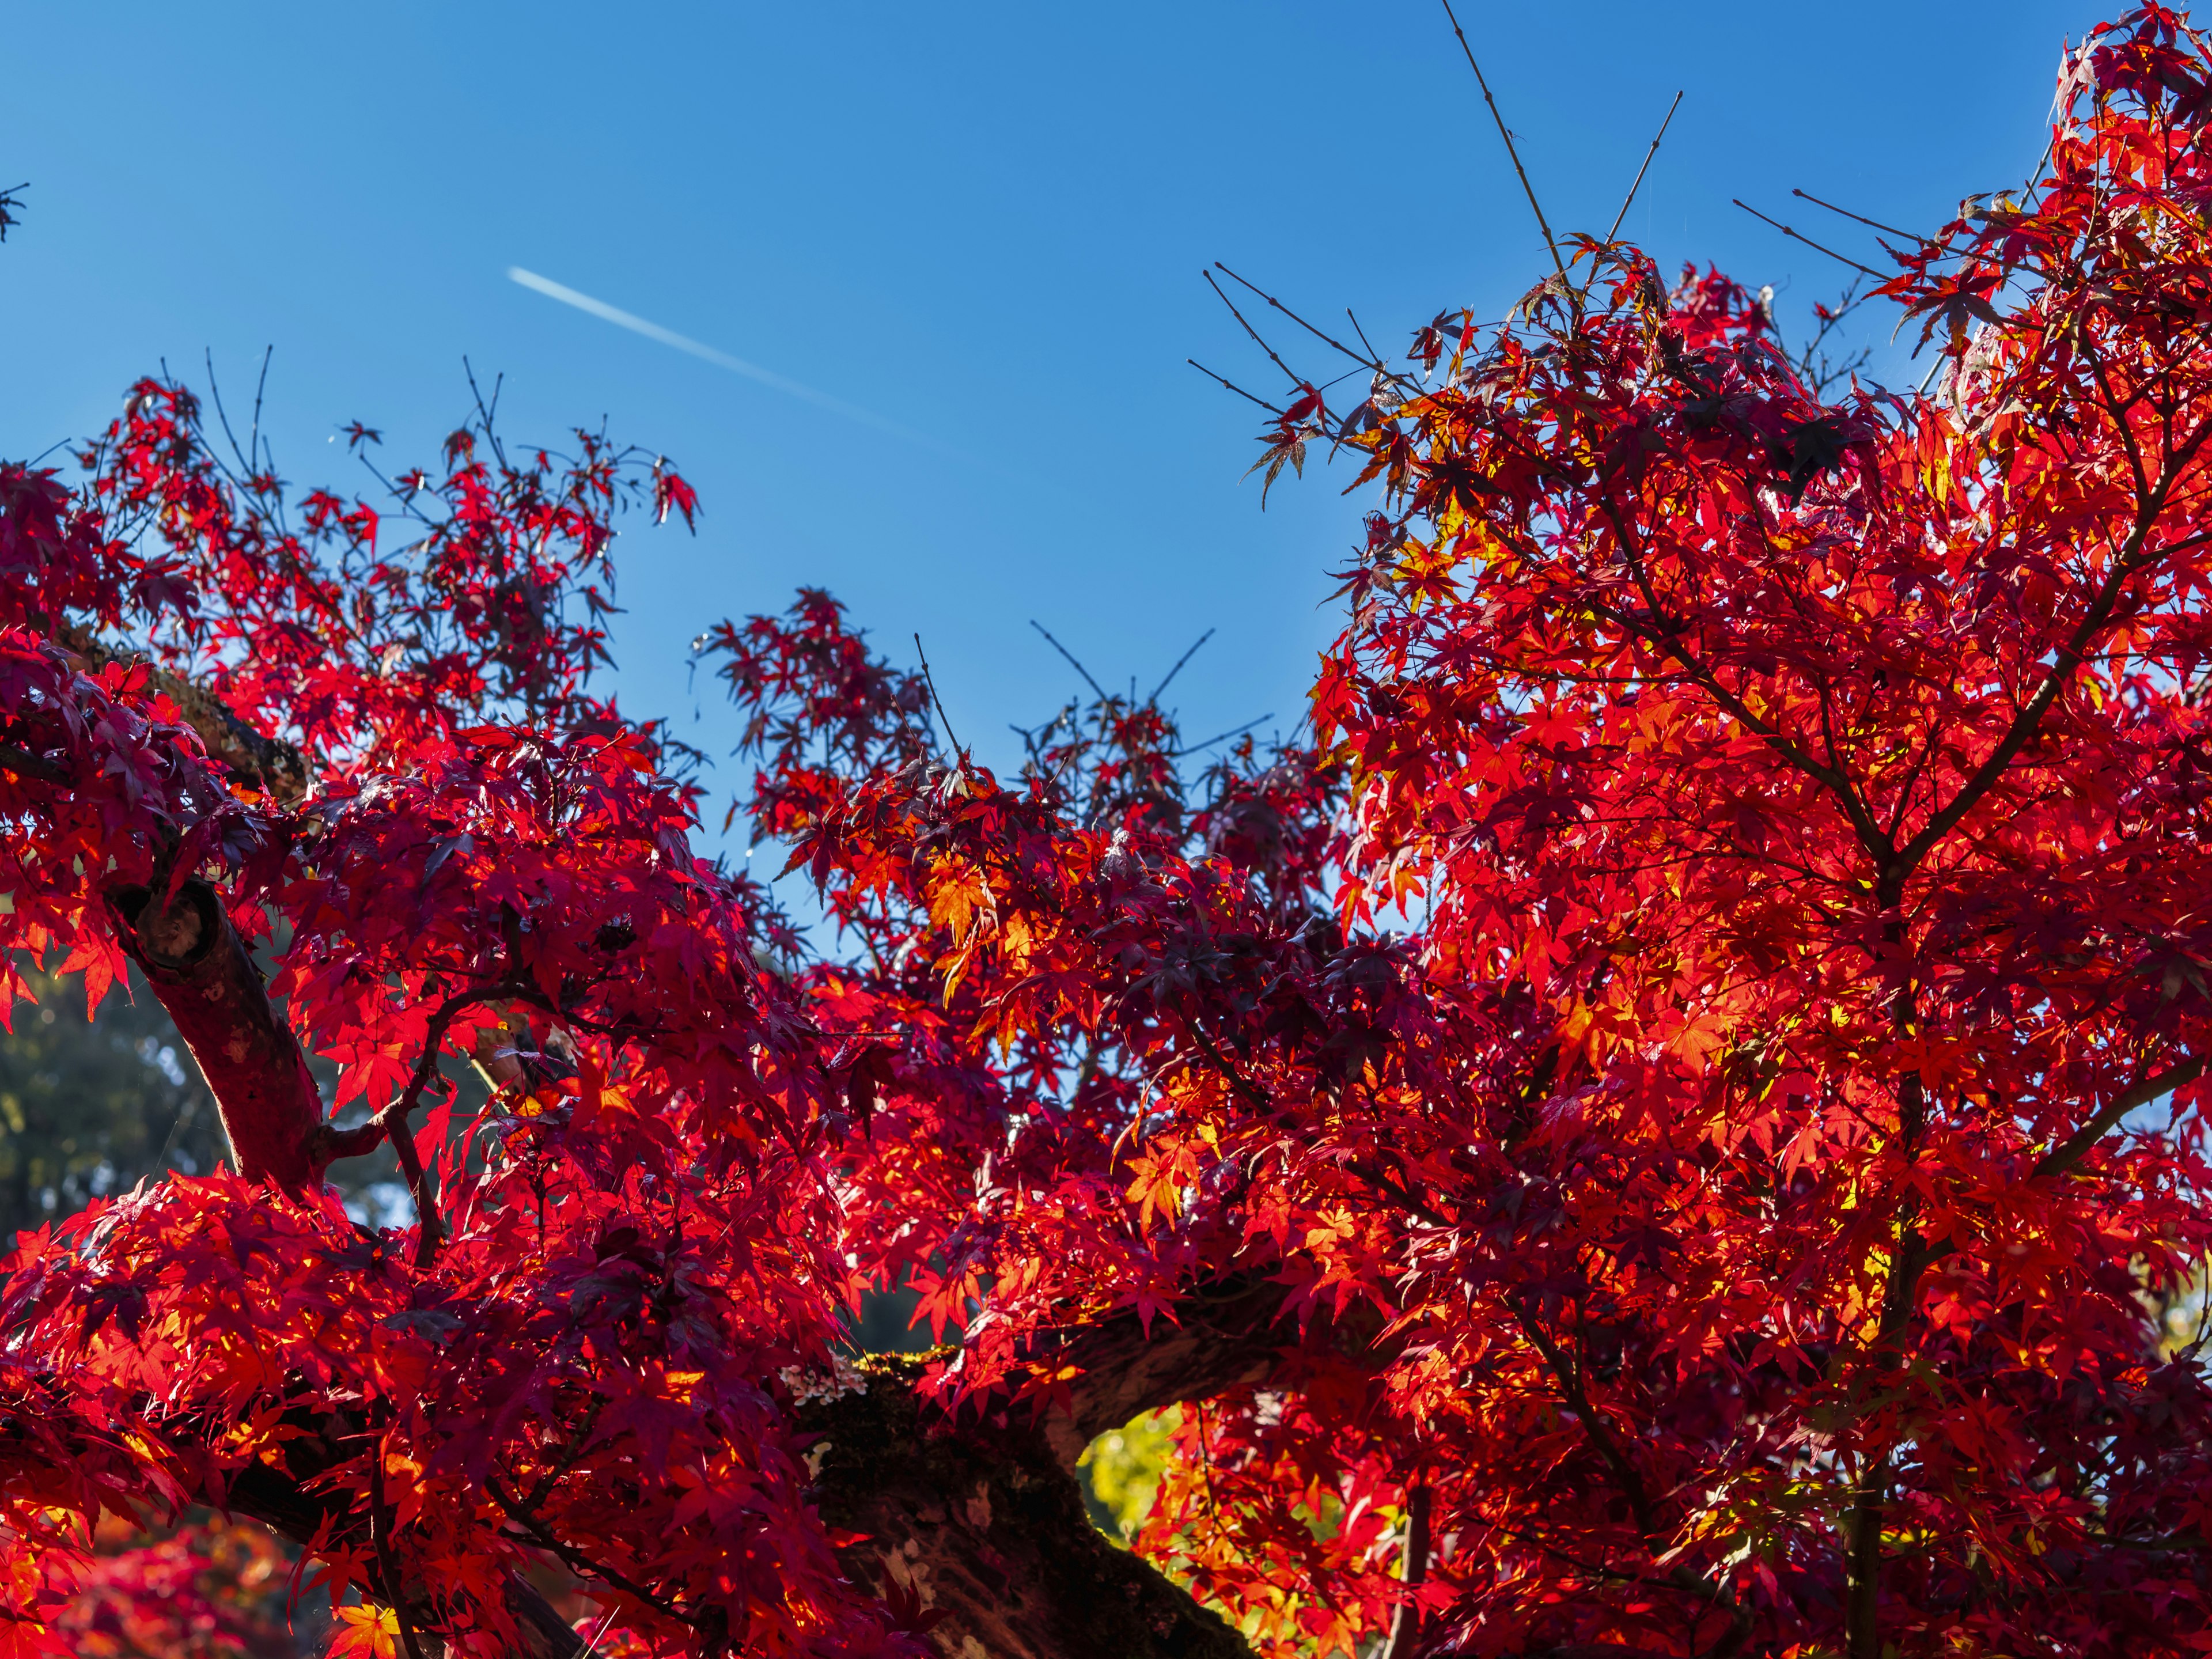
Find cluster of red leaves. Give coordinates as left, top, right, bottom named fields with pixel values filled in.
left=79, top=376, right=686, bottom=769
left=1112, top=7, right=2209, bottom=1654
left=0, top=389, right=892, bottom=1654
left=700, top=7, right=2212, bottom=1654
left=6, top=7, right=2212, bottom=1658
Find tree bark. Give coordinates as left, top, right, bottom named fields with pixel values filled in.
left=106, top=878, right=331, bottom=1192
left=802, top=1355, right=1257, bottom=1659
left=795, top=1277, right=1375, bottom=1659
left=60, top=624, right=308, bottom=804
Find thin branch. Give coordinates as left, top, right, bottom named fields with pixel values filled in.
left=1148, top=628, right=1215, bottom=703
left=248, top=346, right=274, bottom=482
left=1214, top=264, right=1410, bottom=386
left=1175, top=714, right=1271, bottom=756
left=0, top=744, right=66, bottom=784
left=913, top=634, right=964, bottom=755
left=1732, top=199, right=1888, bottom=279
left=1437, top=0, right=1567, bottom=281
left=1029, top=621, right=1108, bottom=700
left=1510, top=1299, right=1658, bottom=1536
left=2033, top=1055, right=2204, bottom=1180
left=1203, top=270, right=1305, bottom=389
left=1346, top=309, right=1385, bottom=366
left=1897, top=425, right=2212, bottom=871
left=368, top=1414, right=429, bottom=1659
left=317, top=984, right=516, bottom=1266
left=1790, top=188, right=1919, bottom=244
left=1600, top=91, right=1683, bottom=251
left=1185, top=358, right=1286, bottom=415
left=487, top=1475, right=693, bottom=1626
left=1585, top=585, right=1891, bottom=862
left=203, top=351, right=252, bottom=478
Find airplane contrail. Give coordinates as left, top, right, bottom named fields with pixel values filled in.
left=507, top=266, right=948, bottom=452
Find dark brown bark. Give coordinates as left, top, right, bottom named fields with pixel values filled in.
left=1032, top=1276, right=1294, bottom=1468
left=795, top=1276, right=1374, bottom=1659
left=802, top=1355, right=1254, bottom=1659
left=106, top=878, right=331, bottom=1192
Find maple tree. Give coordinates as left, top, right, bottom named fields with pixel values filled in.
left=7, top=6, right=2212, bottom=1657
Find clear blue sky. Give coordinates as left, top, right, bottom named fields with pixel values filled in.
left=2, top=1, right=2089, bottom=840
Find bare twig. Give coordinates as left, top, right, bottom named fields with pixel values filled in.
left=913, top=634, right=964, bottom=755
left=1029, top=621, right=1108, bottom=700
left=1204, top=270, right=1305, bottom=389
left=1185, top=358, right=1287, bottom=415
left=204, top=350, right=251, bottom=478
left=1175, top=714, right=1271, bottom=756
left=1215, top=264, right=1411, bottom=387
left=1791, top=188, right=1919, bottom=243
left=1345, top=309, right=1385, bottom=365
left=1601, top=92, right=1683, bottom=251
left=1733, top=199, right=1887, bottom=279
left=1438, top=0, right=1567, bottom=281
left=248, top=345, right=274, bottom=480
left=1148, top=628, right=1215, bottom=703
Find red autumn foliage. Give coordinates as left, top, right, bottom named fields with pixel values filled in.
left=5, top=8, right=2212, bottom=1659
left=54, top=1515, right=296, bottom=1659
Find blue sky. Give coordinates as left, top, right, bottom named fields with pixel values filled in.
left=2, top=1, right=2089, bottom=843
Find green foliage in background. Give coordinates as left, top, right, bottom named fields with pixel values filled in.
left=1, top=961, right=410, bottom=1244
left=1078, top=1408, right=1176, bottom=1542
left=0, top=964, right=227, bottom=1242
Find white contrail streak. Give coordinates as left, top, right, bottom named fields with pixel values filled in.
left=507, top=266, right=945, bottom=452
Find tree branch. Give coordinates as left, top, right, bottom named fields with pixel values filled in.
left=226, top=1445, right=583, bottom=1659
left=1381, top=1476, right=1430, bottom=1659
left=106, top=879, right=329, bottom=1192
left=60, top=625, right=308, bottom=804
left=2033, top=1054, right=2203, bottom=1180
left=801, top=1354, right=1255, bottom=1659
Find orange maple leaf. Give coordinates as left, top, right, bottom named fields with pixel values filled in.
left=328, top=1603, right=399, bottom=1659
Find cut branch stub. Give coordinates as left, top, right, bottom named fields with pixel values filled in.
left=107, top=878, right=329, bottom=1192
